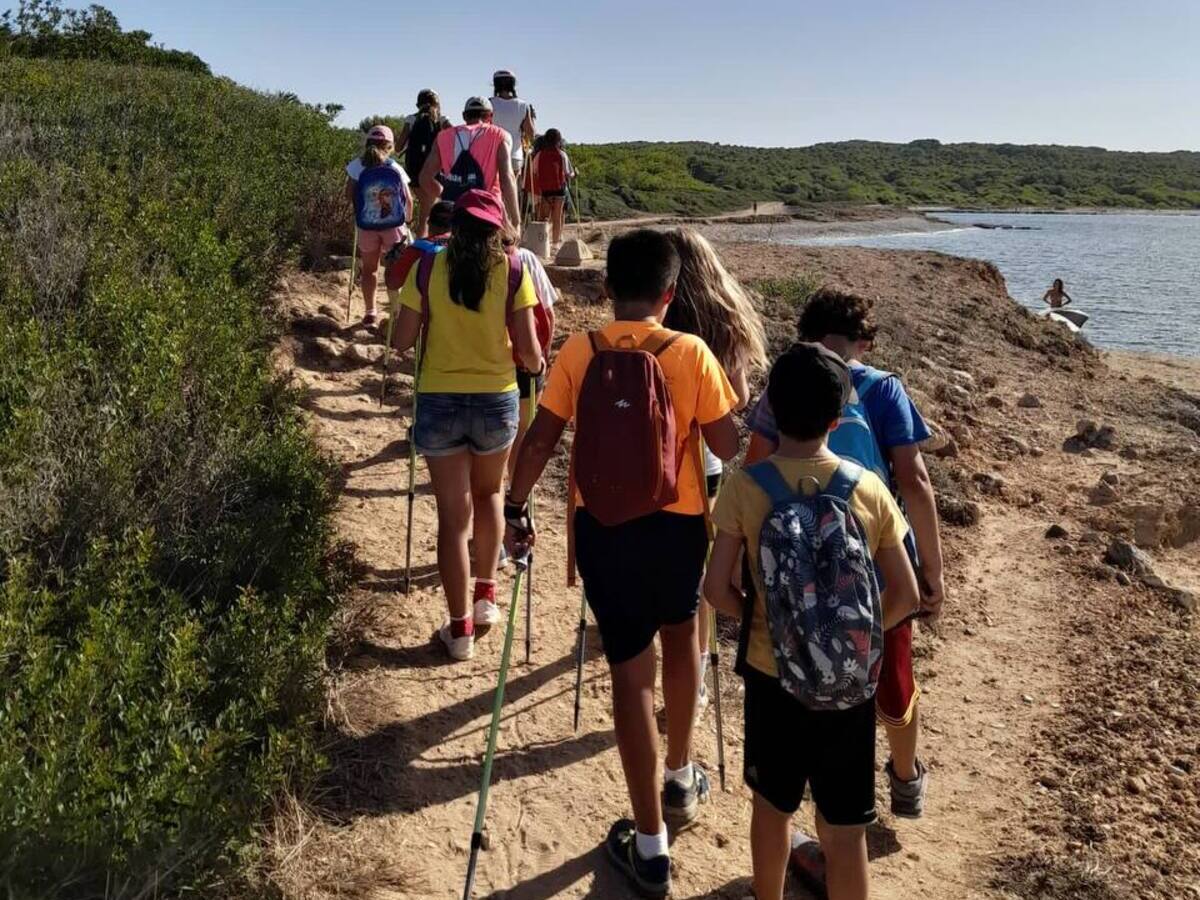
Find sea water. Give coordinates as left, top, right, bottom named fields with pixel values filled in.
left=788, top=212, right=1200, bottom=357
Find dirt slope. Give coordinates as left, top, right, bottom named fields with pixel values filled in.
left=267, top=241, right=1199, bottom=900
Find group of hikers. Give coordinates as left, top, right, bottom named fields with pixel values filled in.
left=344, top=73, right=947, bottom=900
left=343, top=70, right=576, bottom=330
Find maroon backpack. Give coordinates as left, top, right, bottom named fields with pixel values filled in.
left=562, top=331, right=680, bottom=581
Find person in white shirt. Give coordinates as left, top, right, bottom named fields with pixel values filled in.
left=489, top=69, right=535, bottom=178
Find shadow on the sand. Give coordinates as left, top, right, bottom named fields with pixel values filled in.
left=315, top=648, right=614, bottom=819
left=355, top=561, right=440, bottom=594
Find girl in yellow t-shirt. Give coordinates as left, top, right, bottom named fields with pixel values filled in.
left=391, top=189, right=543, bottom=661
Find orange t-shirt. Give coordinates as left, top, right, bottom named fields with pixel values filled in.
left=540, top=321, right=738, bottom=516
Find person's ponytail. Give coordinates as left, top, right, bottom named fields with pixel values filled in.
left=361, top=140, right=390, bottom=168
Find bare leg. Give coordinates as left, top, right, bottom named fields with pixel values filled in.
left=360, top=245, right=382, bottom=317
left=425, top=451, right=472, bottom=620
left=659, top=615, right=699, bottom=770
left=815, top=812, right=869, bottom=900
left=506, top=389, right=539, bottom=482
left=885, top=705, right=920, bottom=780
left=610, top=644, right=662, bottom=836
left=750, top=792, right=790, bottom=900
left=551, top=197, right=565, bottom=245
left=468, top=447, right=509, bottom=583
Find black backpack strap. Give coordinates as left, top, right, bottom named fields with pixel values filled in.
left=639, top=331, right=682, bottom=357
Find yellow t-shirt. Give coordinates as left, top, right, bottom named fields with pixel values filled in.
left=399, top=253, right=538, bottom=394
left=540, top=321, right=738, bottom=516
left=711, top=449, right=909, bottom=677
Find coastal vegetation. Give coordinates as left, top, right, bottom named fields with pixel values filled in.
left=569, top=140, right=1200, bottom=218
left=1, top=3, right=352, bottom=893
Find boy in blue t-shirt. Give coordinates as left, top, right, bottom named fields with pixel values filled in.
left=745, top=286, right=946, bottom=834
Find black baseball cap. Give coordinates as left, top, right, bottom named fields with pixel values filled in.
left=766, top=342, right=853, bottom=441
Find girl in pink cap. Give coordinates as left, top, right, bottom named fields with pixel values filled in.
left=344, top=124, right=412, bottom=329
left=390, top=190, right=544, bottom=660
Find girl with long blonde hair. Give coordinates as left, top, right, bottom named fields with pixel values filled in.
left=663, top=227, right=768, bottom=704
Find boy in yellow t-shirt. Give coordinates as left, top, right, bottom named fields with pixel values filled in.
left=705, top=344, right=920, bottom=900
left=503, top=229, right=741, bottom=897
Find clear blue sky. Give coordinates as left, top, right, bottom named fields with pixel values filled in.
left=97, top=0, right=1199, bottom=151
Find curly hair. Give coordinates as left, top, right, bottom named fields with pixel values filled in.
left=662, top=228, right=768, bottom=376
left=797, top=286, right=879, bottom=344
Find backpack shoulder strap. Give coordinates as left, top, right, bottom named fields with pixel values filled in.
left=505, top=251, right=523, bottom=318
left=638, top=330, right=683, bottom=358
left=745, top=462, right=796, bottom=506
left=825, top=460, right=865, bottom=503
left=416, top=250, right=438, bottom=324
left=854, top=366, right=894, bottom=401
left=588, top=331, right=611, bottom=353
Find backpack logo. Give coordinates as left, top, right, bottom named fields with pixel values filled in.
left=749, top=461, right=883, bottom=711
left=614, top=399, right=631, bottom=409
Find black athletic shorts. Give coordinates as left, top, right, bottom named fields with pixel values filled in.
left=541, top=188, right=566, bottom=199
left=742, top=667, right=878, bottom=825
left=574, top=508, right=707, bottom=665
left=515, top=367, right=545, bottom=399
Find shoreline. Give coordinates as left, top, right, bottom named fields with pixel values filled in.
left=913, top=205, right=1200, bottom=216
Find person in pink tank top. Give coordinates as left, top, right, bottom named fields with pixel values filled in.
left=417, top=96, right=520, bottom=237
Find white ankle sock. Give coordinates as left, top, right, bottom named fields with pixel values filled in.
left=664, top=761, right=694, bottom=787
left=635, top=826, right=669, bottom=860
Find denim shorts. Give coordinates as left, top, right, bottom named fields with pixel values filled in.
left=413, top=390, right=519, bottom=457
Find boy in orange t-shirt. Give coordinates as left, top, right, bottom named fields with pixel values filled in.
left=503, top=229, right=740, bottom=896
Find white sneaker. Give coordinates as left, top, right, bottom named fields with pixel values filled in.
left=438, top=623, right=474, bottom=661
left=696, top=680, right=709, bottom=713
left=473, top=598, right=502, bottom=626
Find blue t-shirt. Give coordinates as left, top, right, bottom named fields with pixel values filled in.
left=748, top=363, right=931, bottom=456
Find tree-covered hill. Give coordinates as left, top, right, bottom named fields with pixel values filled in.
left=569, top=139, right=1200, bottom=219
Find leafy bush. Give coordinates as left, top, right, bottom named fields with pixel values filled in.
left=1, top=0, right=210, bottom=73
left=0, top=54, right=355, bottom=897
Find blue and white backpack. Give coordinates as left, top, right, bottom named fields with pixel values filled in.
left=354, top=163, right=407, bottom=230
left=747, top=459, right=884, bottom=711
left=827, top=366, right=893, bottom=488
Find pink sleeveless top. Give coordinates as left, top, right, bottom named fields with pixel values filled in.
left=436, top=123, right=507, bottom=199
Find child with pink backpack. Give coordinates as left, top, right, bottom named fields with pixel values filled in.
left=503, top=229, right=741, bottom=896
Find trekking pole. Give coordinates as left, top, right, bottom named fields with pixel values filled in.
left=572, top=587, right=587, bottom=732
left=462, top=552, right=529, bottom=900
left=403, top=335, right=423, bottom=594
left=708, top=606, right=727, bottom=792
left=701, top=440, right=727, bottom=792
left=345, top=228, right=358, bottom=323
left=379, top=290, right=399, bottom=407
left=522, top=379, right=537, bottom=665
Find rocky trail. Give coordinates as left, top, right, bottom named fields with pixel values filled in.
left=269, top=240, right=1199, bottom=899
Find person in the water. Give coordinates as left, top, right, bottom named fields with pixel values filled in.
left=1042, top=278, right=1074, bottom=309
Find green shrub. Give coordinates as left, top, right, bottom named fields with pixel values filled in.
left=567, top=139, right=1200, bottom=217
left=0, top=55, right=353, bottom=896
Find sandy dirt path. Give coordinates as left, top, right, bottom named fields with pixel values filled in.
left=268, top=260, right=1100, bottom=900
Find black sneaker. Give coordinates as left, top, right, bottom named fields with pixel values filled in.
left=605, top=819, right=670, bottom=898
left=886, top=757, right=928, bottom=819
left=661, top=764, right=711, bottom=828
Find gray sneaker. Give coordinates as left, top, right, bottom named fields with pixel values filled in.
left=662, top=764, right=711, bottom=828
left=887, top=758, right=927, bottom=819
